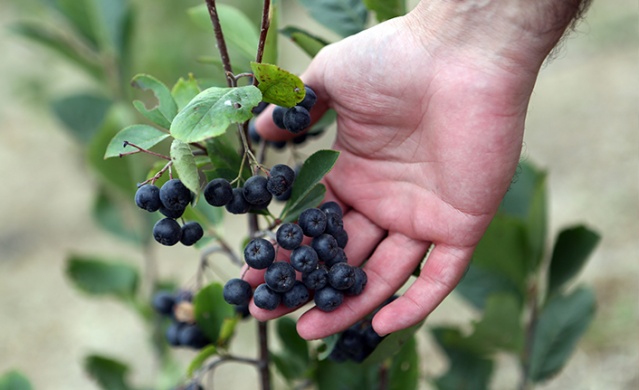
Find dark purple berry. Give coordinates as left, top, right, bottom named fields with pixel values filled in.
left=320, top=201, right=343, bottom=218
left=311, top=233, right=339, bottom=261
left=298, top=208, right=327, bottom=237
left=270, top=164, right=296, bottom=184
left=328, top=263, right=356, bottom=290
left=276, top=223, right=304, bottom=250
left=248, top=121, right=262, bottom=143
left=290, top=245, right=319, bottom=273
left=178, top=324, right=210, bottom=349
left=314, top=286, right=343, bottom=312
left=298, top=85, right=317, bottom=111
left=283, top=106, right=311, bottom=134
left=253, top=283, right=281, bottom=310
left=244, top=238, right=275, bottom=269
left=325, top=212, right=344, bottom=236
left=159, top=179, right=192, bottom=211
left=252, top=101, right=269, bottom=115
left=159, top=204, right=185, bottom=219
left=344, top=267, right=368, bottom=296
left=302, top=265, right=328, bottom=290
left=243, top=175, right=272, bottom=206
left=272, top=106, right=287, bottom=129
left=135, top=184, right=161, bottom=212
left=333, top=228, right=349, bottom=249
left=282, top=281, right=310, bottom=308
left=264, top=262, right=297, bottom=293
left=153, top=218, right=182, bottom=246
left=225, top=187, right=251, bottom=214
left=204, top=178, right=233, bottom=207
left=324, top=247, right=348, bottom=268
left=180, top=221, right=203, bottom=246
left=152, top=291, right=175, bottom=316
left=165, top=321, right=184, bottom=346
left=223, top=278, right=253, bottom=306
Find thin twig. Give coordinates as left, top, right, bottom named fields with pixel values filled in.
left=255, top=0, right=272, bottom=68
left=204, top=0, right=233, bottom=86
left=120, top=141, right=171, bottom=160
left=519, top=283, right=540, bottom=390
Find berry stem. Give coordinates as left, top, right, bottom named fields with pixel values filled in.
left=204, top=0, right=234, bottom=87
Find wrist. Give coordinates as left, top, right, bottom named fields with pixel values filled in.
left=404, top=0, right=590, bottom=72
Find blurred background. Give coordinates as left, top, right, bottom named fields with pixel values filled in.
left=0, top=0, right=636, bottom=389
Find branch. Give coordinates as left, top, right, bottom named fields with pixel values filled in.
left=204, top=0, right=233, bottom=86
left=255, top=0, right=272, bottom=66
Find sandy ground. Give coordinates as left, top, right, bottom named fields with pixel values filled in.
left=0, top=1, right=637, bottom=389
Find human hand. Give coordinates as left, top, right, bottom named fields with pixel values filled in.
left=248, top=1, right=578, bottom=340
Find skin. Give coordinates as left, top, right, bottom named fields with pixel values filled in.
left=249, top=0, right=591, bottom=339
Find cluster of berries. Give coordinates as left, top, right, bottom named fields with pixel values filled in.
left=328, top=297, right=397, bottom=363
left=203, top=163, right=296, bottom=213
left=272, top=85, right=317, bottom=134
left=135, top=179, right=204, bottom=246
left=152, top=290, right=211, bottom=349
left=223, top=202, right=367, bottom=313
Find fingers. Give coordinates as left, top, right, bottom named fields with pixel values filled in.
left=294, top=232, right=431, bottom=340
left=371, top=243, right=474, bottom=336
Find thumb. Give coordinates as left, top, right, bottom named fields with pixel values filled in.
left=253, top=55, right=330, bottom=142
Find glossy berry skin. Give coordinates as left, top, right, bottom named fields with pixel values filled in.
left=159, top=204, right=185, bottom=219
left=180, top=221, right=204, bottom=246
left=282, top=281, right=310, bottom=308
left=253, top=283, right=281, bottom=310
left=312, top=233, right=339, bottom=262
left=135, top=184, right=161, bottom=212
left=244, top=238, right=275, bottom=269
left=290, top=245, right=319, bottom=273
left=325, top=212, right=344, bottom=236
left=266, top=174, right=291, bottom=197
left=324, top=247, right=347, bottom=268
left=152, top=291, right=175, bottom=316
left=178, top=324, right=210, bottom=349
left=283, top=106, right=311, bottom=134
left=344, top=267, right=368, bottom=296
left=272, top=106, right=287, bottom=129
left=302, top=266, right=328, bottom=290
left=225, top=187, right=251, bottom=214
left=264, top=262, right=297, bottom=293
left=270, top=164, right=296, bottom=183
left=298, top=85, right=317, bottom=111
left=159, top=179, right=192, bottom=211
left=153, top=218, right=182, bottom=246
left=328, top=263, right=356, bottom=290
left=298, top=208, right=327, bottom=237
left=314, top=286, right=344, bottom=312
left=243, top=175, right=272, bottom=206
left=332, top=228, right=349, bottom=249
left=320, top=201, right=343, bottom=218
left=223, top=278, right=253, bottom=306
left=204, top=178, right=233, bottom=207
left=276, top=223, right=304, bottom=250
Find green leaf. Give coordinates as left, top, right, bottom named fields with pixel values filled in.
left=281, top=150, right=340, bottom=219
left=431, top=327, right=494, bottom=390
left=315, top=360, right=378, bottom=390
left=363, top=0, right=406, bottom=22
left=66, top=255, right=138, bottom=299
left=10, top=22, right=102, bottom=79
left=318, top=334, right=340, bottom=360
left=547, top=225, right=600, bottom=297
left=0, top=370, right=32, bottom=390
left=92, top=0, right=130, bottom=54
left=280, top=26, right=330, bottom=58
left=170, top=139, right=201, bottom=196
left=455, top=264, right=524, bottom=310
left=272, top=318, right=310, bottom=381
left=465, top=293, right=524, bottom=353
left=170, top=85, right=261, bottom=143
left=187, top=4, right=259, bottom=61
left=281, top=183, right=326, bottom=223
left=186, top=345, right=218, bottom=377
left=299, top=0, right=369, bottom=37
left=92, top=187, right=145, bottom=245
left=250, top=62, right=305, bottom=108
left=84, top=354, right=132, bottom=390
left=51, top=93, right=112, bottom=144
left=171, top=74, right=201, bottom=111
left=48, top=0, right=99, bottom=48
left=363, top=320, right=424, bottom=366
left=529, top=287, right=596, bottom=382
left=193, top=282, right=236, bottom=344
left=388, top=335, right=419, bottom=390
left=104, top=124, right=170, bottom=159
left=131, top=74, right=178, bottom=129
left=262, top=3, right=279, bottom=66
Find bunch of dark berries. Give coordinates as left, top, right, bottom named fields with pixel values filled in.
left=203, top=163, right=296, bottom=213
left=135, top=178, right=204, bottom=247
left=222, top=201, right=368, bottom=313
left=151, top=290, right=211, bottom=349
left=328, top=296, right=397, bottom=363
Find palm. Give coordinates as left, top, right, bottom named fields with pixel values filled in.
left=253, top=17, right=537, bottom=339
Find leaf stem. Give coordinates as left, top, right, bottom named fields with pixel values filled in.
left=519, top=283, right=540, bottom=390
left=204, top=0, right=233, bottom=86
left=120, top=141, right=171, bottom=160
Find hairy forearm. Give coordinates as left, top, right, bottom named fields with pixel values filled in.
left=407, top=0, right=592, bottom=71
